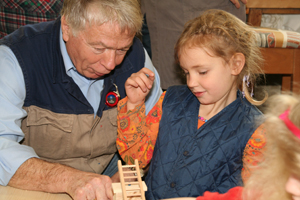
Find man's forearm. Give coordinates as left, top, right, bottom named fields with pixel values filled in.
left=8, top=157, right=114, bottom=200
left=8, top=157, right=75, bottom=193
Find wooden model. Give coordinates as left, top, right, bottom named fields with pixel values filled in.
left=112, top=159, right=147, bottom=200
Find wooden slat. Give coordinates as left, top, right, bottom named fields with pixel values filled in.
left=122, top=164, right=136, bottom=168
left=124, top=182, right=139, bottom=185
left=260, top=8, right=300, bottom=14
left=247, top=9, right=262, bottom=26
left=134, top=159, right=145, bottom=200
left=260, top=48, right=294, bottom=74
left=127, top=193, right=142, bottom=197
left=247, top=0, right=300, bottom=9
left=118, top=160, right=128, bottom=200
left=123, top=171, right=136, bottom=174
left=282, top=76, right=292, bottom=92
left=126, top=187, right=141, bottom=191
left=123, top=177, right=137, bottom=180
left=293, top=49, right=300, bottom=92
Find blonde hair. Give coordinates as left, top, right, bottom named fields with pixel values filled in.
left=243, top=93, right=300, bottom=200
left=174, top=9, right=267, bottom=105
left=61, top=0, right=143, bottom=36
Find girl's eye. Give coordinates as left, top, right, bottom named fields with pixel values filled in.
left=199, top=71, right=207, bottom=75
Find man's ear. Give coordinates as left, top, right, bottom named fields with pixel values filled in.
left=61, top=15, right=70, bottom=42
left=230, top=53, right=245, bottom=75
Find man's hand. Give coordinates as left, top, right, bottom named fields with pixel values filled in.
left=67, top=172, right=113, bottom=200
left=125, top=67, right=155, bottom=111
left=230, top=0, right=247, bottom=9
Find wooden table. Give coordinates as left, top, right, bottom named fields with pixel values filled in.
left=0, top=182, right=147, bottom=200
left=0, top=185, right=72, bottom=200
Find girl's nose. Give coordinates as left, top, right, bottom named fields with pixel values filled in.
left=187, top=75, right=197, bottom=88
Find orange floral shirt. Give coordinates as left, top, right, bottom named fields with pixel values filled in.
left=117, top=92, right=266, bottom=183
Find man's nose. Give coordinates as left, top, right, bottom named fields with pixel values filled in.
left=102, top=50, right=117, bottom=70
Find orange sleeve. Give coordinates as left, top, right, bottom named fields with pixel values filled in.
left=241, top=124, right=266, bottom=183
left=117, top=92, right=165, bottom=168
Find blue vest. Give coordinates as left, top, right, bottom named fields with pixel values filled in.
left=0, top=18, right=146, bottom=173
left=145, top=85, right=263, bottom=200
left=0, top=18, right=145, bottom=116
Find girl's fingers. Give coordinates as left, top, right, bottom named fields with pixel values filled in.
left=127, top=72, right=153, bottom=91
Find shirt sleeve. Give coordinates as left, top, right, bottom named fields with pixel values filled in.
left=117, top=92, right=165, bottom=168
left=143, top=48, right=163, bottom=115
left=241, top=124, right=266, bottom=183
left=0, top=46, right=39, bottom=186
left=196, top=186, right=243, bottom=200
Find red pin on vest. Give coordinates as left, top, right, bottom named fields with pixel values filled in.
left=106, top=83, right=120, bottom=107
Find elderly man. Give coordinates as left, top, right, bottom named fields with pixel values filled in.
left=0, top=0, right=162, bottom=199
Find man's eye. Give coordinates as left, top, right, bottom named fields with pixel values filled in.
left=116, top=49, right=128, bottom=55
left=95, top=48, right=106, bottom=53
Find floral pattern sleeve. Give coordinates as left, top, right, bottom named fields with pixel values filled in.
left=241, top=124, right=266, bottom=183
left=117, top=92, right=166, bottom=168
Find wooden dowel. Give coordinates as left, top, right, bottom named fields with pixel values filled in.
left=135, top=159, right=145, bottom=200
left=118, top=160, right=127, bottom=200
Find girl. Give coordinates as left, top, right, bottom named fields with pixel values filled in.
left=117, top=9, right=267, bottom=199
left=244, top=93, right=300, bottom=200
left=164, top=93, right=300, bottom=200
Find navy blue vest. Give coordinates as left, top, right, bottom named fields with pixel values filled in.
left=0, top=18, right=145, bottom=117
left=145, top=85, right=263, bottom=200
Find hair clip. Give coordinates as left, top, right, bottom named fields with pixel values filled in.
left=243, top=74, right=254, bottom=98
left=250, top=87, right=254, bottom=97
left=279, top=109, right=300, bottom=139
left=243, top=75, right=250, bottom=87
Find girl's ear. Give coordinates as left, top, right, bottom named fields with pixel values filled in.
left=230, top=53, right=245, bottom=75
left=61, top=15, right=71, bottom=42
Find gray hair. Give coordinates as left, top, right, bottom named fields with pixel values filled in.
left=61, top=0, right=143, bottom=36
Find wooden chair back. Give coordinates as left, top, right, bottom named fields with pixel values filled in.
left=246, top=0, right=300, bottom=92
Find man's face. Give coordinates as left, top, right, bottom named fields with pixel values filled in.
left=62, top=17, right=135, bottom=79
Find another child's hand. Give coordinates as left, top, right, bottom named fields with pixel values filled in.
left=125, top=68, right=155, bottom=111
left=230, top=0, right=247, bottom=9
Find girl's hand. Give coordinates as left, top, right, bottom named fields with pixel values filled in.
left=125, top=68, right=155, bottom=111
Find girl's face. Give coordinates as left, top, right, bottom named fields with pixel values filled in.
left=179, top=47, right=238, bottom=107
left=286, top=175, right=300, bottom=200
